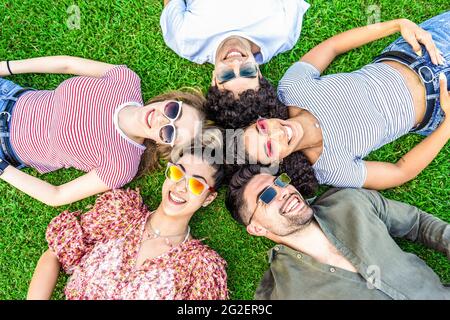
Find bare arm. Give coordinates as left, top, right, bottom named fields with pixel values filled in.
left=0, top=167, right=110, bottom=206
left=27, top=249, right=61, bottom=300
left=0, top=56, right=117, bottom=78
left=301, top=18, right=443, bottom=74
left=364, top=74, right=450, bottom=190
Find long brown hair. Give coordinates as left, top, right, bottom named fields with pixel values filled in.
left=135, top=88, right=208, bottom=178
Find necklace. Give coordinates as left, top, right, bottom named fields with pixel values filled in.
left=142, top=216, right=190, bottom=248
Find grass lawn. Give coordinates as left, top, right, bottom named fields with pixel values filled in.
left=0, top=0, right=449, bottom=300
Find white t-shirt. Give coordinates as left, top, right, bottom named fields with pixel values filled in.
left=160, top=0, right=310, bottom=64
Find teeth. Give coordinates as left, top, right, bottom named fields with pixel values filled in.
left=226, top=51, right=243, bottom=59
left=284, top=125, right=293, bottom=143
left=287, top=198, right=299, bottom=212
left=169, top=192, right=185, bottom=204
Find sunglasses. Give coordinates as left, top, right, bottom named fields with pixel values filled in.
left=247, top=173, right=291, bottom=225
left=165, top=162, right=214, bottom=196
left=159, top=101, right=182, bottom=147
left=256, top=117, right=273, bottom=158
left=216, top=62, right=259, bottom=85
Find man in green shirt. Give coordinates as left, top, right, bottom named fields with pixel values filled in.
left=226, top=165, right=450, bottom=299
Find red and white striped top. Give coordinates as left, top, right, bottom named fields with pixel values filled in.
left=10, top=65, right=145, bottom=189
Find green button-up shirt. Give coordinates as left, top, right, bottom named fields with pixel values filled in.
left=255, top=188, right=450, bottom=300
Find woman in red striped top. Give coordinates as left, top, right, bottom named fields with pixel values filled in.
left=0, top=56, right=207, bottom=206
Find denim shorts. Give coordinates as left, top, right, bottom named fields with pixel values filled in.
left=0, top=77, right=28, bottom=167
left=381, top=11, right=450, bottom=136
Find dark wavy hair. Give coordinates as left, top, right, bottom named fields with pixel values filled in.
left=226, top=155, right=318, bottom=226
left=204, top=77, right=288, bottom=129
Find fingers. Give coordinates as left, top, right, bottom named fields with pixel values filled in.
left=416, top=31, right=446, bottom=65
left=439, top=73, right=450, bottom=113
left=404, top=31, right=422, bottom=55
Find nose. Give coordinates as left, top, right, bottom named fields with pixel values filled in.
left=156, top=109, right=170, bottom=127
left=174, top=178, right=187, bottom=194
left=276, top=185, right=290, bottom=202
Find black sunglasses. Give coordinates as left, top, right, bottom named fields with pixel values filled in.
left=247, top=173, right=291, bottom=225
left=159, top=101, right=182, bottom=146
left=216, top=62, right=259, bottom=85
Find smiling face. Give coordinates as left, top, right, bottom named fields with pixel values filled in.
left=160, top=153, right=218, bottom=219
left=243, top=118, right=304, bottom=165
left=242, top=174, right=314, bottom=237
left=213, top=36, right=261, bottom=95
left=139, top=100, right=203, bottom=147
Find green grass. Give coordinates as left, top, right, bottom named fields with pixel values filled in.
left=0, top=0, right=449, bottom=300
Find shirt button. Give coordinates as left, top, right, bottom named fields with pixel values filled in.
left=330, top=267, right=336, bottom=273
left=297, top=254, right=302, bottom=259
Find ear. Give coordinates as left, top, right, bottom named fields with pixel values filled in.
left=246, top=223, right=267, bottom=237
left=202, top=191, right=217, bottom=208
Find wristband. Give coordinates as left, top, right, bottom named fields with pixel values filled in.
left=6, top=61, right=14, bottom=76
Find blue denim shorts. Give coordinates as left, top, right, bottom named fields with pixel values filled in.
left=0, top=77, right=28, bottom=167
left=381, top=11, right=450, bottom=136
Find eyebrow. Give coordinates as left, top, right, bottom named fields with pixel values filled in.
left=193, top=174, right=208, bottom=184
left=178, top=164, right=208, bottom=184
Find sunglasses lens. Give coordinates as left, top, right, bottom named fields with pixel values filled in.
left=160, top=125, right=175, bottom=144
left=217, top=69, right=235, bottom=84
left=275, top=173, right=291, bottom=187
left=167, top=165, right=184, bottom=182
left=240, top=64, right=258, bottom=78
left=257, top=118, right=269, bottom=134
left=164, top=102, right=180, bottom=120
left=260, top=187, right=277, bottom=205
left=188, top=178, right=205, bottom=196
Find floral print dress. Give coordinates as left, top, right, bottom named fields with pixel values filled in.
left=46, top=189, right=228, bottom=300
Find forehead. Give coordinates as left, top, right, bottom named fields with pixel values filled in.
left=219, top=77, right=260, bottom=95
left=243, top=125, right=268, bottom=163
left=174, top=104, right=202, bottom=145
left=242, top=174, right=275, bottom=212
left=176, top=153, right=216, bottom=184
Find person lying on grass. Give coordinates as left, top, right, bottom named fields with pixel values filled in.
left=235, top=12, right=450, bottom=189
left=27, top=138, right=228, bottom=300
left=0, top=56, right=208, bottom=206
left=226, top=166, right=450, bottom=299
left=160, top=0, right=310, bottom=127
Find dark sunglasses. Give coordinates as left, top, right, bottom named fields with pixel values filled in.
left=159, top=101, right=182, bottom=146
left=216, top=62, right=259, bottom=85
left=247, top=173, right=291, bottom=225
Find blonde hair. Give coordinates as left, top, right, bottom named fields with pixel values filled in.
left=135, top=88, right=209, bottom=178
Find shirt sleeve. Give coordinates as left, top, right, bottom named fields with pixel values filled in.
left=46, top=189, right=144, bottom=273
left=359, top=189, right=450, bottom=259
left=160, top=0, right=188, bottom=56
left=95, top=144, right=142, bottom=189
left=277, top=61, right=321, bottom=106
left=315, top=158, right=367, bottom=188
left=186, top=249, right=229, bottom=300
left=102, top=65, right=143, bottom=104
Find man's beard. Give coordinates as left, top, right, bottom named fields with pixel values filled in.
left=272, top=193, right=315, bottom=237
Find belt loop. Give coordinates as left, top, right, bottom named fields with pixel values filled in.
left=0, top=111, right=11, bottom=122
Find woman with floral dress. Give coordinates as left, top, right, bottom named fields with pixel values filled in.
left=27, top=140, right=228, bottom=300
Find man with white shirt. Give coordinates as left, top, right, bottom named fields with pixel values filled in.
left=160, top=0, right=310, bottom=128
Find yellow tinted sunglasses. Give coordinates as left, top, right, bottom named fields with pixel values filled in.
left=165, top=162, right=214, bottom=196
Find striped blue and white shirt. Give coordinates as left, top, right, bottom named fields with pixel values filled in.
left=278, top=61, right=415, bottom=188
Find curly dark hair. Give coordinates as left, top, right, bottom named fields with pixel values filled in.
left=226, top=153, right=318, bottom=226
left=204, top=77, right=288, bottom=129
